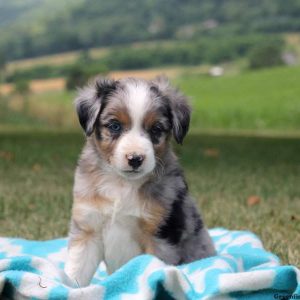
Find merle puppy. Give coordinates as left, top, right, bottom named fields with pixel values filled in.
left=64, top=76, right=215, bottom=287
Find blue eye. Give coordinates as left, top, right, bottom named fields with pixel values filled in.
left=107, top=121, right=122, bottom=133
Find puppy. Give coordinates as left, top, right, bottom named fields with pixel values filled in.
left=64, top=77, right=215, bottom=287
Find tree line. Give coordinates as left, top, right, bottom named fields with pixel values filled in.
left=0, top=0, right=299, bottom=61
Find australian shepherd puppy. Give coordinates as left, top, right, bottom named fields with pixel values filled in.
left=64, top=76, right=215, bottom=287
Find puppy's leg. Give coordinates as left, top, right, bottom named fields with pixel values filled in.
left=181, top=227, right=216, bottom=263
left=65, top=204, right=104, bottom=287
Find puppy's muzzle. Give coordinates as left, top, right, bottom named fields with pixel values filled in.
left=126, top=153, right=145, bottom=170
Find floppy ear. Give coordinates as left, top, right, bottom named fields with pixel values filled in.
left=75, top=78, right=118, bottom=136
left=152, top=76, right=191, bottom=144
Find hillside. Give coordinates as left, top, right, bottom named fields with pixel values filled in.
left=1, top=0, right=300, bottom=61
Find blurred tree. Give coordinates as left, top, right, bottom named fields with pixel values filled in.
left=0, top=52, right=5, bottom=70
left=65, top=64, right=89, bottom=91
left=14, top=79, right=31, bottom=114
left=0, top=51, right=6, bottom=84
left=84, top=62, right=108, bottom=78
left=77, top=49, right=92, bottom=65
left=248, top=41, right=284, bottom=69
left=1, top=0, right=300, bottom=60
left=66, top=53, right=109, bottom=90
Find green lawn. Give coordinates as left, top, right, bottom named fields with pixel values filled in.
left=178, top=66, right=300, bottom=132
left=0, top=131, right=299, bottom=266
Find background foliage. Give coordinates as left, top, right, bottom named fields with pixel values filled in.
left=1, top=0, right=300, bottom=61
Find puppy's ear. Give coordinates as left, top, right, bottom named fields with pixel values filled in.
left=75, top=78, right=118, bottom=136
left=152, top=76, right=191, bottom=144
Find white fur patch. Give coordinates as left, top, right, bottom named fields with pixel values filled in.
left=125, top=82, right=151, bottom=126
left=110, top=81, right=156, bottom=178
left=103, top=218, right=142, bottom=274
left=98, top=174, right=146, bottom=274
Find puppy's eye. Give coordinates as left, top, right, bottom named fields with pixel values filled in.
left=150, top=124, right=163, bottom=136
left=106, top=120, right=122, bottom=133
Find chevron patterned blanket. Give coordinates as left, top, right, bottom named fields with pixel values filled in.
left=0, top=228, right=299, bottom=299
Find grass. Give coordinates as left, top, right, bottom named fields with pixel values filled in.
left=0, top=91, right=75, bottom=129
left=2, top=65, right=300, bottom=133
left=178, top=66, right=300, bottom=131
left=0, top=130, right=299, bottom=266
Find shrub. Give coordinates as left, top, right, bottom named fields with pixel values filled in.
left=14, top=79, right=31, bottom=113
left=65, top=64, right=89, bottom=90
left=6, top=65, right=71, bottom=83
left=14, top=79, right=30, bottom=95
left=248, top=40, right=284, bottom=69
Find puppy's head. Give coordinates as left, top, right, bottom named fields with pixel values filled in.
left=75, top=77, right=190, bottom=180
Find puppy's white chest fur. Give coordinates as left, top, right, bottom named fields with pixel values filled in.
left=95, top=175, right=146, bottom=273
left=97, top=173, right=145, bottom=218
left=102, top=216, right=142, bottom=274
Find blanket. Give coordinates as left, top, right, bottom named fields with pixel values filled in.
left=0, top=228, right=299, bottom=299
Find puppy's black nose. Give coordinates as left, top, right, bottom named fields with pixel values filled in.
left=127, top=154, right=145, bottom=169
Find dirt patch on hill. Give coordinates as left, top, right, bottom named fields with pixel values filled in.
left=0, top=78, right=66, bottom=95
left=0, top=66, right=197, bottom=95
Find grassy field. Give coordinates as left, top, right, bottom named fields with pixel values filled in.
left=2, top=65, right=300, bottom=133
left=178, top=66, right=300, bottom=132
left=0, top=131, right=299, bottom=267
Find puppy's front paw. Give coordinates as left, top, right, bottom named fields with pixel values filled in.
left=64, top=262, right=89, bottom=288
left=62, top=270, right=78, bottom=288
left=64, top=264, right=79, bottom=287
